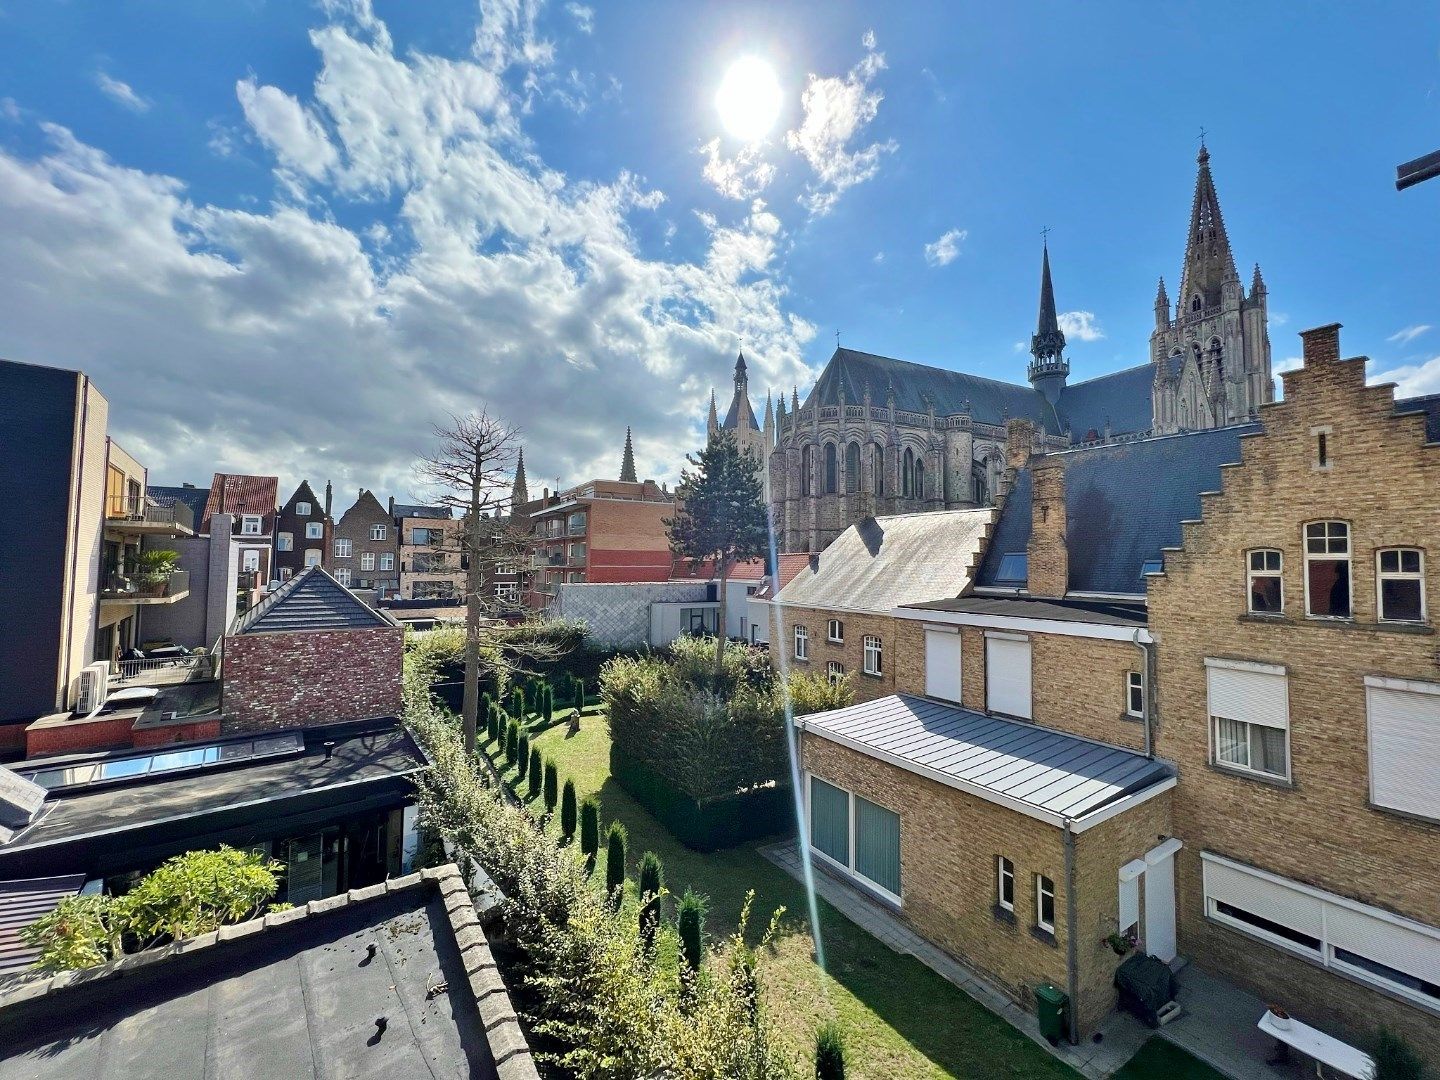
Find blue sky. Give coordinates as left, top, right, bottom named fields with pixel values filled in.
left=1, top=1, right=1437, bottom=501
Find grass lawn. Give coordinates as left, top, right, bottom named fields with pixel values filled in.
left=1112, top=1038, right=1227, bottom=1079
left=485, top=706, right=1083, bottom=1079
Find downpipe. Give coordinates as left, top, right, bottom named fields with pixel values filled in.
left=1063, top=817, right=1080, bottom=1046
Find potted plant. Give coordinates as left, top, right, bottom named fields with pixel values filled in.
left=1104, top=927, right=1138, bottom=955
left=136, top=550, right=180, bottom=596
left=1268, top=1005, right=1291, bottom=1031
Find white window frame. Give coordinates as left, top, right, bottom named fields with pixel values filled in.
left=379, top=552, right=394, bottom=571
left=794, top=625, right=809, bottom=660
left=826, top=661, right=844, bottom=685
left=279, top=567, right=293, bottom=582
left=370, top=524, right=387, bottom=541
left=295, top=501, right=311, bottom=516
left=996, top=856, right=1015, bottom=913
left=1035, top=874, right=1056, bottom=933
left=1206, top=658, right=1291, bottom=782
left=276, top=531, right=293, bottom=552
left=305, top=521, right=324, bottom=540
left=804, top=773, right=902, bottom=906
left=303, top=549, right=321, bottom=568
left=863, top=634, right=882, bottom=676
left=334, top=568, right=352, bottom=586
left=1246, top=548, right=1284, bottom=615
left=495, top=564, right=515, bottom=575
left=495, top=581, right=520, bottom=603
left=1303, top=520, right=1352, bottom=620
left=360, top=552, right=375, bottom=571
left=240, top=514, right=263, bottom=536
left=334, top=538, right=352, bottom=558
left=827, top=619, right=844, bottom=643
left=1376, top=547, right=1426, bottom=624
left=1126, top=670, right=1145, bottom=718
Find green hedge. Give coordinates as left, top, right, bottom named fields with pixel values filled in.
left=611, top=749, right=792, bottom=852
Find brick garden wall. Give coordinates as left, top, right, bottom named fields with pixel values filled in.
left=222, top=626, right=403, bottom=732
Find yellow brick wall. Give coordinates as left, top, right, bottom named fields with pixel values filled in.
left=1149, top=325, right=1440, bottom=1062
left=772, top=605, right=896, bottom=701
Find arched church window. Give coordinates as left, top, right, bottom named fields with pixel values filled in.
left=901, top=448, right=914, bottom=497
left=1191, top=295, right=1202, bottom=312
left=824, top=443, right=838, bottom=494
left=971, top=463, right=989, bottom=505
left=845, top=442, right=860, bottom=494
left=873, top=444, right=885, bottom=496
left=914, top=457, right=926, bottom=501
left=801, top=445, right=813, bottom=496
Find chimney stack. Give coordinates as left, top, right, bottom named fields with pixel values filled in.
left=1026, top=454, right=1069, bottom=599
left=387, top=496, right=395, bottom=517
left=1299, top=322, right=1342, bottom=367
left=998, top=417, right=1036, bottom=503
left=324, top=481, right=333, bottom=518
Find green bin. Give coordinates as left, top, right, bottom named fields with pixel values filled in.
left=1033, top=983, right=1069, bottom=1045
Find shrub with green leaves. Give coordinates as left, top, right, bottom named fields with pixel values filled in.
left=516, top=731, right=530, bottom=783
left=678, top=887, right=707, bottom=975
left=561, top=779, right=578, bottom=842
left=604, top=821, right=627, bottom=904
left=1372, top=1027, right=1423, bottom=1080
left=542, top=683, right=554, bottom=723
left=512, top=685, right=526, bottom=719
left=479, top=692, right=493, bottom=735
left=527, top=747, right=543, bottom=800
left=505, top=720, right=519, bottom=765
left=544, top=759, right=559, bottom=814
left=580, top=797, right=601, bottom=860
left=637, top=850, right=664, bottom=949
left=815, top=1021, right=846, bottom=1079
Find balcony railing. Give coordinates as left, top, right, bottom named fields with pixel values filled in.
left=236, top=569, right=262, bottom=592
left=568, top=554, right=586, bottom=566
left=111, top=652, right=215, bottom=683
left=106, top=494, right=196, bottom=533
left=101, top=569, right=190, bottom=602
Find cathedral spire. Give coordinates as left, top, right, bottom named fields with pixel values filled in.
left=619, top=427, right=637, bottom=483
left=511, top=449, right=529, bottom=507
left=1178, top=143, right=1238, bottom=312
left=707, top=389, right=718, bottom=435
left=1028, top=241, right=1069, bottom=405
left=1250, top=262, right=1266, bottom=297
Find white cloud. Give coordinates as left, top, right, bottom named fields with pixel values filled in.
left=565, top=2, right=594, bottom=33
left=95, top=73, right=151, bottom=113
left=0, top=4, right=816, bottom=499
left=0, top=97, right=20, bottom=122
left=1012, top=341, right=1026, bottom=353
left=1274, top=355, right=1304, bottom=374
left=872, top=251, right=884, bottom=264
left=1387, top=324, right=1432, bottom=346
left=1372, top=355, right=1440, bottom=397
left=923, top=227, right=965, bottom=267
left=1269, top=310, right=1288, bottom=326
left=700, top=137, right=775, bottom=201
left=786, top=31, right=896, bottom=216
left=1057, top=310, right=1103, bottom=342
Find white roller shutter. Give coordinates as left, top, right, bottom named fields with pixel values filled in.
left=1367, top=681, right=1440, bottom=821
left=924, top=630, right=963, bottom=703
left=1206, top=661, right=1288, bottom=728
left=1327, top=904, right=1440, bottom=987
left=985, top=635, right=1032, bottom=720
left=1202, top=858, right=1323, bottom=947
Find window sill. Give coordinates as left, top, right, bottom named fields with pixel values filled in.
left=862, top=670, right=884, bottom=680
left=992, top=904, right=1017, bottom=927
left=1029, top=925, right=1058, bottom=948
left=1365, top=801, right=1440, bottom=829
left=1120, top=712, right=1144, bottom=724
left=1207, top=761, right=1295, bottom=791
left=1236, top=613, right=1433, bottom=635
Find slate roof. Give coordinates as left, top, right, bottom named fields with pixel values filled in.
left=1398, top=394, right=1440, bottom=443
left=232, top=566, right=399, bottom=634
left=200, top=473, right=278, bottom=534
left=1055, top=364, right=1156, bottom=439
left=393, top=502, right=453, bottom=519
left=802, top=694, right=1173, bottom=823
left=0, top=866, right=533, bottom=1080
left=0, top=876, right=83, bottom=975
left=145, top=485, right=210, bottom=525
left=0, top=772, right=44, bottom=846
left=902, top=595, right=1149, bottom=627
left=975, top=425, right=1254, bottom=596
left=775, top=510, right=992, bottom=613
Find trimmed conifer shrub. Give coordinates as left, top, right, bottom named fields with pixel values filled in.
left=515, top=732, right=530, bottom=783
left=505, top=720, right=519, bottom=766
left=560, top=779, right=577, bottom=842
left=479, top=692, right=493, bottom=738
left=486, top=703, right=499, bottom=743
left=511, top=686, right=525, bottom=719
left=677, top=888, right=707, bottom=974
left=815, top=1021, right=846, bottom=1079
left=604, top=821, right=627, bottom=905
left=527, top=747, right=542, bottom=800
left=579, top=797, right=600, bottom=861
left=543, top=759, right=559, bottom=814
left=637, top=850, right=664, bottom=949
left=542, top=683, right=554, bottom=724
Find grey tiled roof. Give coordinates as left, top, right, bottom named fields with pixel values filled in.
left=233, top=567, right=399, bottom=634
left=145, top=485, right=210, bottom=525
left=1397, top=394, right=1440, bottom=443
left=775, top=510, right=992, bottom=613
left=802, top=694, right=1173, bottom=822
left=902, top=595, right=1148, bottom=626
left=1056, top=364, right=1155, bottom=439
left=393, top=502, right=453, bottom=519
left=976, top=425, right=1254, bottom=596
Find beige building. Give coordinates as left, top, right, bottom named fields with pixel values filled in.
left=393, top=503, right=464, bottom=602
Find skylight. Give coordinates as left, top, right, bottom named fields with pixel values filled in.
left=995, top=553, right=1028, bottom=584
left=1141, top=559, right=1163, bottom=575
left=21, top=733, right=304, bottom=791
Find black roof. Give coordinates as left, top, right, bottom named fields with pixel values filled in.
left=1397, top=394, right=1440, bottom=444
left=393, top=502, right=453, bottom=519
left=0, top=771, right=43, bottom=844
left=0, top=867, right=524, bottom=1079
left=902, top=594, right=1149, bottom=626
left=145, top=485, right=210, bottom=524
left=233, top=566, right=399, bottom=634
left=1056, top=364, right=1156, bottom=440
left=976, top=425, right=1254, bottom=596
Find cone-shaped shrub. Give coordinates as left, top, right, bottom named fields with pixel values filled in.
left=604, top=821, right=627, bottom=905
left=515, top=732, right=530, bottom=783
left=579, top=797, right=600, bottom=861
left=543, top=760, right=559, bottom=814
left=815, top=1022, right=846, bottom=1079
left=479, top=692, right=493, bottom=738
left=527, top=747, right=542, bottom=800
left=573, top=675, right=584, bottom=709
left=542, top=683, right=554, bottom=724
left=678, top=888, right=707, bottom=975
left=511, top=686, right=525, bottom=720
left=560, top=779, right=577, bottom=841
left=505, top=720, right=519, bottom=766
left=486, top=703, right=499, bottom=744
left=638, top=851, right=664, bottom=949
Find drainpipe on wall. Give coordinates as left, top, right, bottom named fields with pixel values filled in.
left=1063, top=817, right=1080, bottom=1045
left=1132, top=629, right=1155, bottom=759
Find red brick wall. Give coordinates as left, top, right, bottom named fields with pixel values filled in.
left=222, top=626, right=403, bottom=733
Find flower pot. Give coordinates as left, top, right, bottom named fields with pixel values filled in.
left=1269, top=1011, right=1291, bottom=1031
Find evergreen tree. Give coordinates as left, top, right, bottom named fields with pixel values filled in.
left=505, top=720, right=519, bottom=766
left=815, top=1022, right=846, bottom=1080
left=677, top=888, right=707, bottom=975
left=580, top=798, right=600, bottom=862
left=542, top=683, right=554, bottom=723
left=516, top=731, right=530, bottom=783
left=560, top=779, right=577, bottom=842
left=637, top=850, right=664, bottom=949
left=511, top=685, right=525, bottom=719
left=604, top=821, right=627, bottom=906
left=543, top=759, right=559, bottom=814
left=486, top=702, right=500, bottom=743
left=479, top=692, right=493, bottom=738
left=665, top=428, right=768, bottom=679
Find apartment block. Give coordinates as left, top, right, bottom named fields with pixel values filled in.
left=393, top=502, right=464, bottom=602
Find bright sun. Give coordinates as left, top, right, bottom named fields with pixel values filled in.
left=715, top=56, right=782, bottom=143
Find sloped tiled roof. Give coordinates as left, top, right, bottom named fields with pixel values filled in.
left=201, top=474, right=278, bottom=534
left=147, top=485, right=210, bottom=525
left=281, top=480, right=324, bottom=514
left=776, top=510, right=991, bottom=613
left=1055, top=364, right=1155, bottom=439
left=751, top=554, right=812, bottom=601
left=232, top=567, right=399, bottom=635
left=976, top=425, right=1254, bottom=596
left=393, top=503, right=452, bottom=519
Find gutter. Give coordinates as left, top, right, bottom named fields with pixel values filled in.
left=1132, top=628, right=1155, bottom=759
left=1063, top=817, right=1080, bottom=1045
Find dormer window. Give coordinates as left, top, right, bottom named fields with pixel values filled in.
left=995, top=553, right=1027, bottom=585
left=240, top=515, right=263, bottom=536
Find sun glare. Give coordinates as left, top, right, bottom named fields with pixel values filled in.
left=715, top=56, right=782, bottom=143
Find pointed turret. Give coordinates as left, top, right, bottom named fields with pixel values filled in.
left=1178, top=142, right=1239, bottom=313
left=512, top=449, right=529, bottom=507
left=764, top=390, right=775, bottom=449
left=1250, top=262, right=1266, bottom=297
left=792, top=386, right=800, bottom=413
left=707, top=389, right=719, bottom=435
left=619, top=427, right=637, bottom=483
left=1154, top=277, right=1170, bottom=327
left=1028, top=242, right=1069, bottom=406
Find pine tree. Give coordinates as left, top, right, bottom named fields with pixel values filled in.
left=560, top=779, right=578, bottom=842
left=527, top=747, right=542, bottom=800
left=604, top=821, right=627, bottom=906
left=544, top=760, right=559, bottom=814
left=677, top=888, right=707, bottom=975
left=505, top=720, right=519, bottom=766
left=579, top=798, right=600, bottom=862
left=638, top=850, right=664, bottom=949
left=516, top=731, right=530, bottom=783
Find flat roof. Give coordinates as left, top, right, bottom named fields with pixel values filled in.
left=900, top=595, right=1149, bottom=626
left=0, top=867, right=529, bottom=1079
left=801, top=694, right=1172, bottom=824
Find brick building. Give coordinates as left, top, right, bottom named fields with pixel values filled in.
left=393, top=503, right=464, bottom=602
left=333, top=489, right=399, bottom=597
left=274, top=480, right=333, bottom=581
left=200, top=473, right=279, bottom=588
left=1148, top=323, right=1440, bottom=1061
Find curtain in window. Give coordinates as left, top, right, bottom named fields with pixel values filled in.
left=1253, top=726, right=1287, bottom=775
left=810, top=779, right=849, bottom=866
left=854, top=796, right=901, bottom=896
left=1216, top=716, right=1247, bottom=766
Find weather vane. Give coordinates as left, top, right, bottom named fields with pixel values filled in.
left=1040, top=225, right=1051, bottom=244
left=835, top=328, right=841, bottom=348
left=1198, top=125, right=1208, bottom=148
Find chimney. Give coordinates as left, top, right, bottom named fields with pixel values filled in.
left=387, top=496, right=395, bottom=516
left=182, top=482, right=195, bottom=489
left=997, top=417, right=1036, bottom=503
left=324, top=481, right=333, bottom=518
left=1026, top=454, right=1069, bottom=598
left=1299, top=322, right=1342, bottom=367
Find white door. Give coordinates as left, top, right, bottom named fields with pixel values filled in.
left=1143, top=838, right=1182, bottom=963
left=925, top=630, right=963, bottom=703
left=985, top=634, right=1032, bottom=719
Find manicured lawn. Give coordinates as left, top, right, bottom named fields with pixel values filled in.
left=1112, top=1038, right=1227, bottom=1079
left=485, top=707, right=1083, bottom=1079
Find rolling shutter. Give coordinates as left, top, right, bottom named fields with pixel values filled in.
left=1367, top=681, right=1440, bottom=821
left=1206, top=661, right=1288, bottom=728
left=809, top=777, right=850, bottom=866
left=854, top=796, right=901, bottom=897
left=924, top=630, right=963, bottom=703
left=985, top=635, right=1032, bottom=720
left=1327, top=904, right=1440, bottom=987
left=1202, top=857, right=1323, bottom=946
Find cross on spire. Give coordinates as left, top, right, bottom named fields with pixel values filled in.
left=1198, top=125, right=1208, bottom=148
left=1040, top=225, right=1051, bottom=244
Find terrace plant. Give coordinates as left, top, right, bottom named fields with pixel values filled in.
left=604, top=821, right=627, bottom=907
left=561, top=779, right=578, bottom=842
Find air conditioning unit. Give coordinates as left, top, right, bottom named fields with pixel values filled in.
left=74, top=661, right=110, bottom=714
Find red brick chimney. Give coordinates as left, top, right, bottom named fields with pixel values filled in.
left=1299, top=322, right=1342, bottom=366
left=1026, top=454, right=1068, bottom=598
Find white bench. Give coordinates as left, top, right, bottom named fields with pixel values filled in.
left=1258, top=1011, right=1375, bottom=1079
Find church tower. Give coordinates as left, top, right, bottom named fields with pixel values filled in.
left=1028, top=242, right=1069, bottom=406
left=619, top=427, right=637, bottom=483
left=1150, top=143, right=1273, bottom=434
left=511, top=448, right=529, bottom=507
left=708, top=352, right=767, bottom=461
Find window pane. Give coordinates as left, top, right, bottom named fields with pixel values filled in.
left=1307, top=558, right=1350, bottom=617
left=855, top=796, right=901, bottom=896
left=1380, top=550, right=1400, bottom=574
left=1401, top=550, right=1421, bottom=574
left=1216, top=716, right=1248, bottom=767
left=1252, top=726, right=1288, bottom=777
left=1250, top=575, right=1282, bottom=613
left=1381, top=579, right=1423, bottom=622
left=1333, top=947, right=1440, bottom=1003
left=810, top=779, right=849, bottom=866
